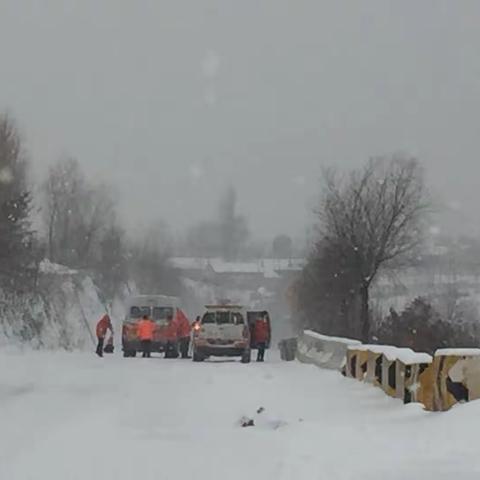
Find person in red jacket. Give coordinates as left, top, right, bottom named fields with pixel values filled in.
left=175, top=309, right=191, bottom=359
left=137, top=314, right=155, bottom=358
left=253, top=313, right=270, bottom=362
left=96, top=314, right=113, bottom=357
left=164, top=314, right=179, bottom=359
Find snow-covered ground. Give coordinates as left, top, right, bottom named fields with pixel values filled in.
left=1, top=350, right=480, bottom=479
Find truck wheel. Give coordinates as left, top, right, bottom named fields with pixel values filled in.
left=241, top=349, right=251, bottom=364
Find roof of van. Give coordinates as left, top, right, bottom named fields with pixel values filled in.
left=127, top=295, right=179, bottom=306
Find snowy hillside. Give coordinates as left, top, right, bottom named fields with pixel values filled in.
left=0, top=262, right=113, bottom=350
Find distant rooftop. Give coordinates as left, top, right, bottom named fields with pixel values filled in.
left=170, top=257, right=305, bottom=279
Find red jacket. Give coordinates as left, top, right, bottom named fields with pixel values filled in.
left=175, top=310, right=191, bottom=338
left=253, top=319, right=269, bottom=343
left=96, top=315, right=113, bottom=339
left=137, top=319, right=155, bottom=341
left=164, top=320, right=178, bottom=342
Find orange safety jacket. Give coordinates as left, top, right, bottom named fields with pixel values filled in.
left=137, top=319, right=155, bottom=341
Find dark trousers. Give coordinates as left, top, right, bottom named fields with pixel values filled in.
left=165, top=341, right=179, bottom=358
left=179, top=337, right=190, bottom=358
left=141, top=340, right=152, bottom=358
left=96, top=337, right=104, bottom=357
left=257, top=343, right=266, bottom=362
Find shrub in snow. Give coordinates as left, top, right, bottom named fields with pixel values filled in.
left=374, top=297, right=480, bottom=355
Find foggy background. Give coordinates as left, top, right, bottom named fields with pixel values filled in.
left=1, top=0, right=479, bottom=240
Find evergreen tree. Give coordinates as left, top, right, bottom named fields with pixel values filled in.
left=0, top=114, right=36, bottom=291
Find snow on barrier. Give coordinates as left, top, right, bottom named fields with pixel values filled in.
left=296, top=330, right=361, bottom=370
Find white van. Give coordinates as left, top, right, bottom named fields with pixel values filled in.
left=122, top=294, right=180, bottom=357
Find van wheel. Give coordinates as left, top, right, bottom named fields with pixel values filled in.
left=241, top=349, right=251, bottom=364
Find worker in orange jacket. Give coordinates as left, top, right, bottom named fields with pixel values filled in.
left=175, top=309, right=191, bottom=359
left=96, top=314, right=113, bottom=357
left=253, top=313, right=270, bottom=362
left=137, top=314, right=155, bottom=358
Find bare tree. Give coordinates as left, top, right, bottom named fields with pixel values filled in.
left=42, top=157, right=85, bottom=264
left=42, top=157, right=116, bottom=269
left=97, top=220, right=128, bottom=300
left=318, top=156, right=428, bottom=341
left=129, top=225, right=182, bottom=296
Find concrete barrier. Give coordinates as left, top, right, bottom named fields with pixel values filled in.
left=395, top=353, right=432, bottom=404
left=379, top=347, right=418, bottom=399
left=297, top=330, right=361, bottom=371
left=365, top=348, right=384, bottom=387
left=296, top=333, right=480, bottom=412
left=429, top=349, right=480, bottom=412
left=346, top=347, right=368, bottom=380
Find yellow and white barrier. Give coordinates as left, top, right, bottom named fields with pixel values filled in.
left=298, top=331, right=480, bottom=413
left=430, top=349, right=480, bottom=411
left=395, top=353, right=433, bottom=404
left=346, top=346, right=369, bottom=380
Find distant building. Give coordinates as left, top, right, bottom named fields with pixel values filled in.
left=170, top=257, right=305, bottom=290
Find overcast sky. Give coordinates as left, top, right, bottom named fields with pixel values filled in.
left=1, top=1, right=479, bottom=239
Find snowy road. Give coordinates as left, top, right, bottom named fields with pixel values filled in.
left=1, top=350, right=480, bottom=480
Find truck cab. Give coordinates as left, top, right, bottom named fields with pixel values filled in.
left=192, top=305, right=251, bottom=363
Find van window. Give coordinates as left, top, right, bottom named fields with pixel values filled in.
left=153, top=307, right=174, bottom=321
left=232, top=313, right=245, bottom=325
left=130, top=306, right=151, bottom=318
left=202, top=312, right=216, bottom=324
